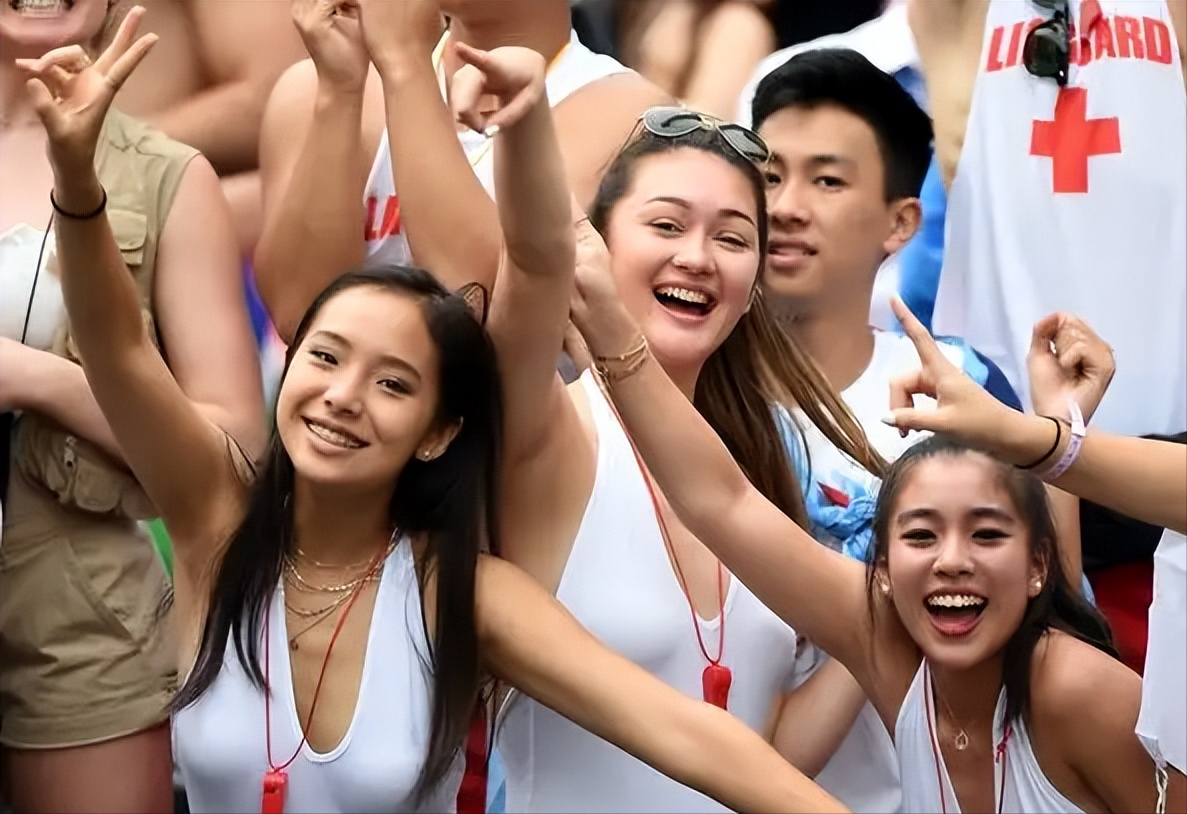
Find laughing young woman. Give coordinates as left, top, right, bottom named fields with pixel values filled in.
left=20, top=16, right=847, bottom=814
left=570, top=263, right=1165, bottom=813
left=485, top=91, right=883, bottom=808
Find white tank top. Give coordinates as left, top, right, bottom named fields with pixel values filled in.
left=934, top=0, right=1187, bottom=436
left=0, top=224, right=64, bottom=351
left=1137, top=529, right=1187, bottom=774
left=362, top=31, right=630, bottom=268
left=173, top=543, right=462, bottom=813
left=496, top=372, right=803, bottom=813
left=895, top=663, right=1085, bottom=814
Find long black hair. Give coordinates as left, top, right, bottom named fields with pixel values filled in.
left=868, top=435, right=1117, bottom=725
left=174, top=266, right=502, bottom=799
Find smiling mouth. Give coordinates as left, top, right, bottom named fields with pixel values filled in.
left=653, top=285, right=717, bottom=318
left=768, top=241, right=817, bottom=261
left=9, top=0, right=74, bottom=15
left=303, top=418, right=368, bottom=450
left=924, top=592, right=988, bottom=637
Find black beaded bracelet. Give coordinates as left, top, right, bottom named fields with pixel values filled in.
left=50, top=187, right=108, bottom=220
left=1017, top=416, right=1063, bottom=470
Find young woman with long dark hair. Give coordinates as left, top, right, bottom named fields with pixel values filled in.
left=568, top=256, right=1164, bottom=811
left=17, top=15, right=848, bottom=814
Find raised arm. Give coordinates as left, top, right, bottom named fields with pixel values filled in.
left=463, top=44, right=594, bottom=570
left=477, top=555, right=850, bottom=814
left=254, top=0, right=373, bottom=342
left=17, top=8, right=248, bottom=549
left=886, top=300, right=1187, bottom=536
left=356, top=0, right=501, bottom=294
left=568, top=245, right=878, bottom=675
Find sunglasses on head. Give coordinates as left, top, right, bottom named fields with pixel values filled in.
left=1023, top=0, right=1071, bottom=86
left=637, top=106, right=772, bottom=166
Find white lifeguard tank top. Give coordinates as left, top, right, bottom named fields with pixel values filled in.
left=362, top=31, right=630, bottom=269
left=895, top=663, right=1086, bottom=813
left=172, top=543, right=462, bottom=813
left=934, top=0, right=1187, bottom=437
left=496, top=372, right=803, bottom=813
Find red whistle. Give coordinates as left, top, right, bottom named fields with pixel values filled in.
left=702, top=664, right=732, bottom=710
left=262, top=769, right=288, bottom=814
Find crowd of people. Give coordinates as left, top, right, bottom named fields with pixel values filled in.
left=0, top=1, right=1184, bottom=813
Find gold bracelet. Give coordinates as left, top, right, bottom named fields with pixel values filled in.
left=593, top=334, right=650, bottom=383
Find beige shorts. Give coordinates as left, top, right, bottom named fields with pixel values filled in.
left=0, top=466, right=175, bottom=749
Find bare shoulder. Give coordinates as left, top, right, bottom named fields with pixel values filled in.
left=1030, top=630, right=1141, bottom=724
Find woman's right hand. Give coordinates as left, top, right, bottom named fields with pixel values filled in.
left=15, top=6, right=156, bottom=181
left=569, top=216, right=641, bottom=361
left=883, top=297, right=1011, bottom=450
left=449, top=42, right=547, bottom=136
left=291, top=0, right=369, bottom=93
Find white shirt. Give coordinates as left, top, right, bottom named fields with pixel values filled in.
left=497, top=372, right=805, bottom=813
left=896, top=662, right=1086, bottom=814
left=1137, top=529, right=1187, bottom=774
left=1, top=224, right=64, bottom=351
left=173, top=543, right=461, bottom=813
left=934, top=0, right=1187, bottom=437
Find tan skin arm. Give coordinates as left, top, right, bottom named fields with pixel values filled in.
left=0, top=159, right=264, bottom=468
left=256, top=0, right=668, bottom=342
left=17, top=10, right=255, bottom=569
left=768, top=655, right=869, bottom=778
left=139, top=0, right=306, bottom=175
left=475, top=555, right=851, bottom=814
left=255, top=58, right=372, bottom=342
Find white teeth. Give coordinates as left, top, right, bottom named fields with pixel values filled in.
left=656, top=286, right=710, bottom=305
left=927, top=594, right=986, bottom=609
left=307, top=420, right=364, bottom=449
left=11, top=0, right=70, bottom=13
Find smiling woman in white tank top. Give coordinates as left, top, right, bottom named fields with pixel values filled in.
left=37, top=30, right=848, bottom=814
left=568, top=286, right=1167, bottom=813
left=488, top=100, right=888, bottom=810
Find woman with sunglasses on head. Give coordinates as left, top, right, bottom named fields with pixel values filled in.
left=569, top=271, right=1166, bottom=813
left=486, top=97, right=885, bottom=812
left=24, top=19, right=848, bottom=814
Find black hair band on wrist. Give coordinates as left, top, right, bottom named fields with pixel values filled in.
left=1018, top=416, right=1063, bottom=470
left=50, top=187, right=108, bottom=220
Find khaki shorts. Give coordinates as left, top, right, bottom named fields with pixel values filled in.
left=0, top=466, right=175, bottom=749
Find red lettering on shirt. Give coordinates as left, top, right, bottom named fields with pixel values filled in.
left=1144, top=16, right=1174, bottom=64
left=364, top=194, right=401, bottom=242
left=1115, top=16, right=1146, bottom=59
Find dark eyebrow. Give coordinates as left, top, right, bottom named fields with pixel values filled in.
left=308, top=330, right=423, bottom=383
left=806, top=154, right=857, bottom=171
left=895, top=507, right=1017, bottom=525
left=644, top=196, right=757, bottom=227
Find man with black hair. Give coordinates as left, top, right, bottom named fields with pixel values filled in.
left=746, top=49, right=1021, bottom=814
left=751, top=48, right=1019, bottom=546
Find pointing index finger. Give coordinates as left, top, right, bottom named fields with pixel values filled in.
left=890, top=296, right=948, bottom=368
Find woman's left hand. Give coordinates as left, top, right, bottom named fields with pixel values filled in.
left=569, top=215, right=639, bottom=359
left=15, top=6, right=157, bottom=177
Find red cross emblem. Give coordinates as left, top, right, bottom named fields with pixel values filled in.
left=1030, top=87, right=1121, bottom=194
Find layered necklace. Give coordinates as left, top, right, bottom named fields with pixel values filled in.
left=282, top=538, right=396, bottom=651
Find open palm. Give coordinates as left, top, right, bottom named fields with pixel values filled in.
left=15, top=5, right=157, bottom=173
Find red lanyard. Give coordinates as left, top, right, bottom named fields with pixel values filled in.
left=599, top=377, right=731, bottom=709
left=923, top=663, right=1012, bottom=814
left=260, top=545, right=390, bottom=814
